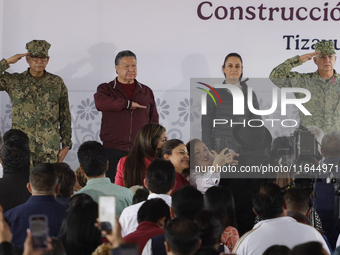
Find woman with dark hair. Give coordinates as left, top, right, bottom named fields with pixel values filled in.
left=186, top=139, right=238, bottom=194
left=67, top=193, right=94, bottom=210
left=58, top=198, right=101, bottom=255
left=161, top=139, right=190, bottom=194
left=204, top=186, right=239, bottom=252
left=115, top=123, right=167, bottom=188
left=132, top=186, right=149, bottom=204
left=201, top=53, right=260, bottom=152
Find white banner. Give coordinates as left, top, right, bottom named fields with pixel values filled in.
left=0, top=0, right=338, bottom=169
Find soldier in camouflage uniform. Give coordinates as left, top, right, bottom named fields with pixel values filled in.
left=0, top=40, right=72, bottom=165
left=270, top=40, right=339, bottom=134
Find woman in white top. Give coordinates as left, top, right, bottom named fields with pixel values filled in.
left=186, top=139, right=238, bottom=194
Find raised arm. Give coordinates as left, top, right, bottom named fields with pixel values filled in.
left=299, top=51, right=320, bottom=63
left=269, top=52, right=320, bottom=88
left=0, top=53, right=29, bottom=91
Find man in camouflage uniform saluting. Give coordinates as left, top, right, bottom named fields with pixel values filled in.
left=270, top=40, right=339, bottom=134
left=0, top=40, right=72, bottom=165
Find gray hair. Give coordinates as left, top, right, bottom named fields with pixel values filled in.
left=321, top=131, right=340, bottom=158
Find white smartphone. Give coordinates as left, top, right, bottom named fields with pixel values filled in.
left=99, top=196, right=116, bottom=230
left=28, top=215, right=49, bottom=249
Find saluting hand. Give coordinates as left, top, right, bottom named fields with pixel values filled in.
left=299, top=51, right=321, bottom=63
left=6, top=53, right=29, bottom=64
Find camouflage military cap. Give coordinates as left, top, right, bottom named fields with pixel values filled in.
left=315, top=40, right=336, bottom=55
left=25, top=40, right=51, bottom=57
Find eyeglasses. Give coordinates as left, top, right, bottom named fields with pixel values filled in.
left=319, top=55, right=335, bottom=59
left=29, top=56, right=49, bottom=62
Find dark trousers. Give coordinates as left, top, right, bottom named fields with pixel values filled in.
left=104, top=147, right=129, bottom=183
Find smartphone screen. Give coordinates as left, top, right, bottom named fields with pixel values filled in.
left=29, top=215, right=48, bottom=249
left=99, top=196, right=116, bottom=231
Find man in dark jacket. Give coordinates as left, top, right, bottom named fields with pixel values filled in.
left=94, top=50, right=159, bottom=182
left=5, top=163, right=66, bottom=249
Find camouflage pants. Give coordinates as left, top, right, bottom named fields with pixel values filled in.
left=30, top=151, right=58, bottom=168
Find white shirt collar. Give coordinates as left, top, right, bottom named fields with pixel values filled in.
left=147, top=193, right=172, bottom=207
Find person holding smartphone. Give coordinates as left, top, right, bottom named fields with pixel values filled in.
left=0, top=205, right=54, bottom=255
left=186, top=139, right=238, bottom=194
left=4, top=163, right=66, bottom=249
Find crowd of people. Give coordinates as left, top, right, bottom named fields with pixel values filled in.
left=1, top=122, right=340, bottom=255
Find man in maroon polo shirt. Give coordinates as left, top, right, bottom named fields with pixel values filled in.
left=94, top=50, right=159, bottom=182
left=124, top=198, right=170, bottom=254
